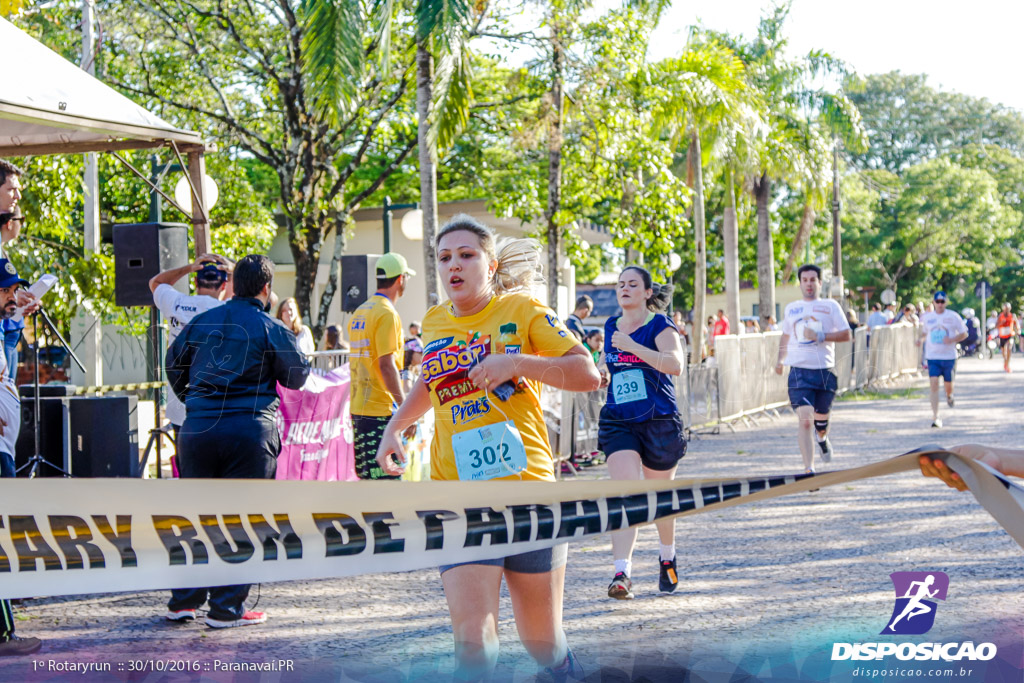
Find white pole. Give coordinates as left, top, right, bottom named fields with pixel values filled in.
left=75, top=0, right=103, bottom=387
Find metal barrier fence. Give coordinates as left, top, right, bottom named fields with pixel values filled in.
left=306, top=350, right=349, bottom=373
left=565, top=323, right=921, bottom=451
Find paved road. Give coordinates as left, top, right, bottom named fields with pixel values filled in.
left=8, top=356, right=1024, bottom=682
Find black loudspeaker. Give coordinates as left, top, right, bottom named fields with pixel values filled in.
left=15, top=395, right=140, bottom=477
left=69, top=396, right=140, bottom=477
left=19, top=384, right=77, bottom=398
left=14, top=397, right=71, bottom=477
left=341, top=254, right=381, bottom=312
left=113, top=223, right=189, bottom=307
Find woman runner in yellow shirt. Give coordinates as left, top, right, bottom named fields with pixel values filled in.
left=376, top=215, right=600, bottom=680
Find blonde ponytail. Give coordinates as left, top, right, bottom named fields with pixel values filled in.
left=493, top=237, right=545, bottom=294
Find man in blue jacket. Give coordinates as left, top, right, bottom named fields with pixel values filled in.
left=164, top=254, right=309, bottom=628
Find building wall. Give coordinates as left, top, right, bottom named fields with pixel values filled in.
left=269, top=200, right=580, bottom=344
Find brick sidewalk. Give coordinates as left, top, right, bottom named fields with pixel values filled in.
left=6, top=356, right=1024, bottom=681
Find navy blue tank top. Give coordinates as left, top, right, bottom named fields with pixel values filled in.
left=602, top=313, right=679, bottom=421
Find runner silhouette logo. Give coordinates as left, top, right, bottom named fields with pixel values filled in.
left=881, top=572, right=949, bottom=635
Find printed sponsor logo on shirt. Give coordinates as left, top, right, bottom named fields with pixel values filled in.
left=451, top=397, right=491, bottom=426
left=422, top=340, right=489, bottom=384
left=545, top=314, right=569, bottom=338
left=351, top=317, right=366, bottom=331
left=424, top=336, right=454, bottom=355
left=435, top=376, right=478, bottom=406
left=813, top=305, right=831, bottom=314
left=605, top=352, right=643, bottom=365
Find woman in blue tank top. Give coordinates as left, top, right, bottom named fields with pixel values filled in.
left=598, top=266, right=688, bottom=600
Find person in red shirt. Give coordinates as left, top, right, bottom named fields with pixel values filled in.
left=996, top=303, right=1019, bottom=373
left=712, top=309, right=730, bottom=337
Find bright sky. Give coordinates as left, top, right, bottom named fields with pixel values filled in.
left=647, top=0, right=1024, bottom=113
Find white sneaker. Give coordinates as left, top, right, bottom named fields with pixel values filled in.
left=947, top=395, right=955, bottom=408
left=931, top=418, right=943, bottom=428
left=817, top=435, right=833, bottom=464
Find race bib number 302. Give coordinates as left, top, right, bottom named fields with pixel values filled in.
left=452, top=420, right=528, bottom=481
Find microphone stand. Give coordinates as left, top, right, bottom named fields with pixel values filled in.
left=16, top=306, right=85, bottom=478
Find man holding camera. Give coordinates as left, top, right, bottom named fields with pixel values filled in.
left=150, top=253, right=233, bottom=433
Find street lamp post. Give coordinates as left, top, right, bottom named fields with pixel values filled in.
left=831, top=140, right=845, bottom=308
left=382, top=196, right=420, bottom=253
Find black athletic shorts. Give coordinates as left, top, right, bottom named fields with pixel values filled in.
left=787, top=366, right=838, bottom=414
left=1000, top=336, right=1014, bottom=349
left=352, top=414, right=399, bottom=480
left=597, top=412, right=687, bottom=471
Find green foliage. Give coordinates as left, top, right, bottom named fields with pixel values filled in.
left=843, top=159, right=1019, bottom=302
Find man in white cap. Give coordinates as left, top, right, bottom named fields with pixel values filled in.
left=348, top=252, right=416, bottom=479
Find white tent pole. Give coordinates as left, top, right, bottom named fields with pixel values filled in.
left=77, top=0, right=102, bottom=387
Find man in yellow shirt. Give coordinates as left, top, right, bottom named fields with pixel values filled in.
left=348, top=253, right=415, bottom=479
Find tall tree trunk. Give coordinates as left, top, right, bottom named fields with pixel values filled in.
left=545, top=22, right=565, bottom=312
left=755, top=173, right=775, bottom=328
left=416, top=42, right=440, bottom=308
left=690, top=132, right=707, bottom=363
left=722, top=170, right=741, bottom=333
left=781, top=199, right=816, bottom=283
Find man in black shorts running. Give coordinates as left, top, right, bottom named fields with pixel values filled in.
left=774, top=265, right=851, bottom=473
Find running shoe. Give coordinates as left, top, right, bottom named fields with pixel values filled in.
left=932, top=418, right=943, bottom=428
left=817, top=435, right=833, bottom=464
left=165, top=609, right=197, bottom=622
left=607, top=572, right=634, bottom=600
left=0, top=635, right=42, bottom=657
left=947, top=395, right=955, bottom=408
left=659, top=556, right=679, bottom=594
left=545, top=648, right=585, bottom=683
left=205, top=611, right=267, bottom=629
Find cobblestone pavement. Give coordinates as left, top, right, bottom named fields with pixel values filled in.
left=7, top=357, right=1024, bottom=682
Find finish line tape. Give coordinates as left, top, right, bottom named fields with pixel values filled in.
left=0, top=448, right=1019, bottom=599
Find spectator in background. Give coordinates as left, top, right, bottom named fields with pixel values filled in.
left=671, top=310, right=691, bottom=353
left=323, top=324, right=350, bottom=351
left=765, top=315, right=780, bottom=332
left=712, top=309, right=730, bottom=337
left=0, top=161, right=41, bottom=383
left=401, top=321, right=424, bottom=391
left=884, top=302, right=897, bottom=322
left=743, top=318, right=761, bottom=334
left=846, top=309, right=861, bottom=331
left=583, top=328, right=609, bottom=388
left=867, top=303, right=887, bottom=329
left=277, top=297, right=315, bottom=355
left=565, top=295, right=593, bottom=341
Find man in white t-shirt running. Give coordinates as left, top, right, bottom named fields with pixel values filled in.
left=916, top=291, right=967, bottom=428
left=150, top=254, right=233, bottom=432
left=774, top=265, right=852, bottom=473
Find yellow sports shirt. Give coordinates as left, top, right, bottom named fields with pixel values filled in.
left=348, top=293, right=404, bottom=416
left=421, top=292, right=578, bottom=481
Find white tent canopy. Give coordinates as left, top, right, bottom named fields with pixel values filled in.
left=0, top=16, right=202, bottom=157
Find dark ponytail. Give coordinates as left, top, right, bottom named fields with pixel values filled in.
left=621, top=266, right=673, bottom=312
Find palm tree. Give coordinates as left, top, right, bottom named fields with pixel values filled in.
left=652, top=38, right=757, bottom=361
left=303, top=0, right=479, bottom=308
left=730, top=4, right=864, bottom=326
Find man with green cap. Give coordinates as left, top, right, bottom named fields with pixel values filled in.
left=348, top=253, right=416, bottom=479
